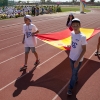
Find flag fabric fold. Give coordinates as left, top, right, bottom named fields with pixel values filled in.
left=36, top=28, right=100, bottom=50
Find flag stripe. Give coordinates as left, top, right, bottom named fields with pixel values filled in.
left=87, top=29, right=100, bottom=40
left=36, top=29, right=71, bottom=41
left=37, top=28, right=100, bottom=50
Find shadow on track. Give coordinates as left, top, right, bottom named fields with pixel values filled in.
left=13, top=51, right=100, bottom=100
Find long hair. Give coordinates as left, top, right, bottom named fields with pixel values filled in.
left=66, top=15, right=74, bottom=26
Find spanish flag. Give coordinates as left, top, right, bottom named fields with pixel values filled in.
left=36, top=28, right=100, bottom=50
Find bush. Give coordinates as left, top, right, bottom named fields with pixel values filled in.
left=0, top=14, right=7, bottom=19
left=15, top=14, right=19, bottom=18
left=56, top=6, right=62, bottom=12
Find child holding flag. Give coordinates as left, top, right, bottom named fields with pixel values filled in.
left=67, top=18, right=87, bottom=95
left=20, top=15, right=40, bottom=71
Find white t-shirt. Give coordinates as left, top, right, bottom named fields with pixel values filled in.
left=68, top=20, right=72, bottom=27
left=23, top=23, right=38, bottom=47
left=69, top=31, right=87, bottom=62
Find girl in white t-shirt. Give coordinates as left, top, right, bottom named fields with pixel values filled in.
left=66, top=13, right=74, bottom=31
left=20, top=15, right=40, bottom=71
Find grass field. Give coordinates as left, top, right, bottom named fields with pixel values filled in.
left=87, top=6, right=100, bottom=8
left=61, top=6, right=91, bottom=12
left=0, top=5, right=100, bottom=20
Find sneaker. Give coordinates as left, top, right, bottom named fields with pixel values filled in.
left=34, top=59, right=40, bottom=65
left=67, top=89, right=72, bottom=95
left=95, top=51, right=98, bottom=56
left=20, top=65, right=27, bottom=71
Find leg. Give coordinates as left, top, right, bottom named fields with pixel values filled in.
left=97, top=37, right=100, bottom=52
left=24, top=47, right=30, bottom=65
left=95, top=37, right=100, bottom=56
left=31, top=47, right=38, bottom=60
left=69, top=59, right=75, bottom=71
left=34, top=51, right=39, bottom=60
left=31, top=47, right=40, bottom=65
left=20, top=47, right=30, bottom=71
left=24, top=53, right=29, bottom=65
left=67, top=59, right=82, bottom=95
left=68, top=61, right=82, bottom=89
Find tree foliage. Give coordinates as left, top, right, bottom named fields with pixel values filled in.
left=90, top=0, right=95, bottom=2
left=0, top=0, right=8, bottom=6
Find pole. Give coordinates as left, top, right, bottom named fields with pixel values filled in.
left=80, top=0, right=85, bottom=13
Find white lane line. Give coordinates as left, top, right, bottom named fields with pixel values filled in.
left=1, top=17, right=52, bottom=28
left=0, top=30, right=21, bottom=36
left=0, top=26, right=65, bottom=64
left=0, top=43, right=46, bottom=65
left=0, top=70, right=30, bottom=91
left=0, top=25, right=67, bottom=51
left=0, top=50, right=63, bottom=91
left=52, top=82, right=70, bottom=100
left=1, top=18, right=99, bottom=42
left=0, top=53, right=24, bottom=65
left=0, top=42, right=21, bottom=51
left=37, top=50, right=64, bottom=68
left=0, top=16, right=64, bottom=28
left=0, top=37, right=43, bottom=51
left=0, top=80, right=16, bottom=91
left=52, top=25, right=100, bottom=100
left=1, top=23, right=21, bottom=28
left=52, top=50, right=96, bottom=100
left=0, top=34, right=22, bottom=42
left=0, top=15, right=99, bottom=92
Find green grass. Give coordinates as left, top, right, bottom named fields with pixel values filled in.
left=87, top=6, right=100, bottom=8
left=61, top=7, right=90, bottom=12
left=61, top=7, right=79, bottom=12
left=84, top=9, right=91, bottom=12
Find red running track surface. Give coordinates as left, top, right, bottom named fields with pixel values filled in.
left=0, top=10, right=100, bottom=100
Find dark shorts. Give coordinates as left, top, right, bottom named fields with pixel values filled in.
left=25, top=47, right=35, bottom=53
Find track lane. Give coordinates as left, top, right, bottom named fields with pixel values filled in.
left=0, top=11, right=100, bottom=100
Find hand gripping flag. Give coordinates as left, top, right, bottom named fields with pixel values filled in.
left=36, top=28, right=100, bottom=50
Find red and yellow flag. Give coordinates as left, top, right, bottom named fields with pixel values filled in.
left=36, top=28, right=100, bottom=50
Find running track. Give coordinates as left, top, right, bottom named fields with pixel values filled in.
left=0, top=10, right=100, bottom=100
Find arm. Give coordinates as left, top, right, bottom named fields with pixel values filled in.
left=74, top=45, right=86, bottom=68
left=33, top=30, right=39, bottom=35
left=32, top=25, right=39, bottom=36
left=22, top=34, right=25, bottom=44
left=66, top=20, right=68, bottom=27
left=74, top=36, right=87, bottom=68
left=22, top=25, right=25, bottom=44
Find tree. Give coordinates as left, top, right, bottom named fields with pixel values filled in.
left=72, top=0, right=77, bottom=3
left=0, top=0, right=8, bottom=6
left=18, top=0, right=22, bottom=3
left=90, top=0, right=95, bottom=2
left=41, top=0, right=45, bottom=3
left=47, top=0, right=51, bottom=2
left=27, top=0, right=29, bottom=3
